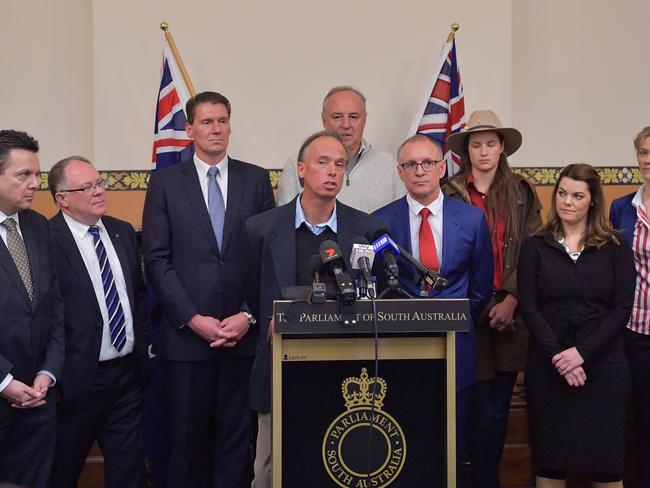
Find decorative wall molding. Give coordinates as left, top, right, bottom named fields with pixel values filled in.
left=35, top=167, right=642, bottom=191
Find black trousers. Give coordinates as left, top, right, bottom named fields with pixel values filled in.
left=51, top=355, right=145, bottom=488
left=626, top=328, right=650, bottom=488
left=165, top=354, right=254, bottom=488
left=0, top=387, right=57, bottom=488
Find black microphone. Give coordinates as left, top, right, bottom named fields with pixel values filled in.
left=318, top=240, right=356, bottom=305
left=371, top=232, right=448, bottom=291
left=350, top=237, right=375, bottom=285
left=308, top=254, right=327, bottom=303
left=371, top=229, right=399, bottom=278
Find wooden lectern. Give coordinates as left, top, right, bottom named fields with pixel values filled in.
left=271, top=298, right=469, bottom=488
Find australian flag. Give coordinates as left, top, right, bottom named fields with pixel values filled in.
left=151, top=44, right=194, bottom=170
left=409, top=37, right=466, bottom=178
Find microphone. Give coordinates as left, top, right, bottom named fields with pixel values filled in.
left=371, top=232, right=448, bottom=291
left=318, top=240, right=356, bottom=305
left=350, top=237, right=375, bottom=288
left=371, top=230, right=399, bottom=278
left=308, top=254, right=327, bottom=303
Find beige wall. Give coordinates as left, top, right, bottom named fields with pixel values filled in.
left=511, top=0, right=649, bottom=167
left=1, top=0, right=647, bottom=171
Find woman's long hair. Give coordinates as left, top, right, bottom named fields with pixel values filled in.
left=458, top=133, right=523, bottom=246
left=542, top=163, right=618, bottom=248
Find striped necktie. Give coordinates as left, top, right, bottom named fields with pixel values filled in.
left=88, top=225, right=126, bottom=351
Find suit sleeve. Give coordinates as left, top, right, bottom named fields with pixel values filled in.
left=277, top=155, right=301, bottom=206
left=142, top=171, right=198, bottom=327
left=576, top=240, right=636, bottom=362
left=468, top=214, right=494, bottom=319
left=260, top=169, right=276, bottom=213
left=244, top=216, right=264, bottom=321
left=127, top=224, right=150, bottom=358
left=517, top=237, right=564, bottom=357
left=40, top=223, right=65, bottom=379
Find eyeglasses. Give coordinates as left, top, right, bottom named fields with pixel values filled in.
left=60, top=179, right=108, bottom=193
left=399, top=159, right=443, bottom=174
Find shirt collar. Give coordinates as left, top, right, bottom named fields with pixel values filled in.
left=406, top=191, right=444, bottom=218
left=193, top=153, right=229, bottom=178
left=465, top=170, right=483, bottom=193
left=294, top=193, right=338, bottom=233
left=631, top=184, right=646, bottom=209
left=62, top=211, right=105, bottom=240
left=0, top=209, right=19, bottom=227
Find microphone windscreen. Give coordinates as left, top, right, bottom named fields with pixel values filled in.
left=308, top=254, right=324, bottom=276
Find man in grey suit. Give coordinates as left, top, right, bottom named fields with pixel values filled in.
left=0, top=130, right=65, bottom=487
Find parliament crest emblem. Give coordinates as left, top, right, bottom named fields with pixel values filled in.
left=322, top=368, right=406, bottom=487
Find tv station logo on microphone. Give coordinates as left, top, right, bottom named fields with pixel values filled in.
left=322, top=368, right=406, bottom=488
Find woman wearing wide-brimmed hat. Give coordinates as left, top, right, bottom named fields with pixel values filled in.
left=444, top=109, right=542, bottom=488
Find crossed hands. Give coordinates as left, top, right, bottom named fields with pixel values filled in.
left=0, top=373, right=52, bottom=408
left=552, top=346, right=586, bottom=387
left=188, top=313, right=250, bottom=349
left=488, top=294, right=517, bottom=332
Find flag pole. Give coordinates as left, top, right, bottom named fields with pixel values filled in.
left=160, top=22, right=197, bottom=97
left=446, top=22, right=460, bottom=43
left=407, top=23, right=460, bottom=136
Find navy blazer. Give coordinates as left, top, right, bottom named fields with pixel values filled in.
left=373, top=195, right=494, bottom=390
left=246, top=198, right=386, bottom=412
left=609, top=190, right=637, bottom=244
left=143, top=156, right=275, bottom=361
left=0, top=210, right=64, bottom=389
left=49, top=212, right=149, bottom=411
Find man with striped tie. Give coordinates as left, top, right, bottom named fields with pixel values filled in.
left=48, top=156, right=149, bottom=488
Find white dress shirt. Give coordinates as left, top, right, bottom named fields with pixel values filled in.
left=63, top=213, right=134, bottom=360
left=406, top=192, right=444, bottom=267
left=194, top=153, right=229, bottom=210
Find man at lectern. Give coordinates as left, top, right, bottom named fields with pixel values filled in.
left=373, top=134, right=493, bottom=469
left=246, top=130, right=385, bottom=488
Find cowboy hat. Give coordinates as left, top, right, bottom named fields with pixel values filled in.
left=446, top=109, right=522, bottom=156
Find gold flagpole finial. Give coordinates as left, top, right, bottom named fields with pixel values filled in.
left=447, top=23, right=460, bottom=42
left=160, top=22, right=169, bottom=32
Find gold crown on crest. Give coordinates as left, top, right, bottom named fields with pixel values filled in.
left=341, top=368, right=387, bottom=410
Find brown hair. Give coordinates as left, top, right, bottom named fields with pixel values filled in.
left=186, top=91, right=231, bottom=124
left=542, top=163, right=618, bottom=248
left=458, top=132, right=523, bottom=247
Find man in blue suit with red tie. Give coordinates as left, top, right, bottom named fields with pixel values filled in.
left=373, top=134, right=493, bottom=467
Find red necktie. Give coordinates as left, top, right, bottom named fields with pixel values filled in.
left=419, top=208, right=439, bottom=271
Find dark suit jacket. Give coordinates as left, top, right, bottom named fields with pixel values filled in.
left=49, top=212, right=149, bottom=411
left=143, top=156, right=275, bottom=361
left=246, top=198, right=386, bottom=412
left=0, top=210, right=64, bottom=390
left=609, top=191, right=636, bottom=244
left=373, top=196, right=493, bottom=390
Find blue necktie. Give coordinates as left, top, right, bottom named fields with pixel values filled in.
left=207, top=166, right=225, bottom=249
left=88, top=226, right=126, bottom=351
